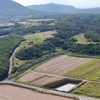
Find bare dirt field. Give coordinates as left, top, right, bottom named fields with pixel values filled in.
left=0, top=85, right=73, bottom=100
left=18, top=71, right=45, bottom=82
left=31, top=75, right=60, bottom=86
left=18, top=71, right=62, bottom=86
left=34, top=55, right=91, bottom=75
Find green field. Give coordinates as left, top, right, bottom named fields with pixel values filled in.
left=74, top=33, right=92, bottom=44
left=27, top=19, right=55, bottom=22
left=20, top=31, right=57, bottom=48
left=13, top=57, right=28, bottom=67
left=65, top=59, right=100, bottom=81
left=72, top=82, right=100, bottom=98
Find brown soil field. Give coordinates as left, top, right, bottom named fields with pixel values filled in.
left=0, top=85, right=73, bottom=100
left=18, top=71, right=45, bottom=82
left=34, top=55, right=90, bottom=75
left=31, top=76, right=60, bottom=86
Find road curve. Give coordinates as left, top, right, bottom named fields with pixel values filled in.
left=0, top=80, right=99, bottom=100
left=9, top=47, right=19, bottom=75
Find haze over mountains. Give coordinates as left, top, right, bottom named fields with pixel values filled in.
left=1, top=0, right=100, bottom=21
left=27, top=3, right=100, bottom=14
left=0, top=0, right=48, bottom=21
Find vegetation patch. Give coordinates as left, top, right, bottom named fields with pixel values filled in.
left=72, top=82, right=100, bottom=98
left=13, top=57, right=28, bottom=67
left=23, top=31, right=57, bottom=45
left=65, top=59, right=100, bottom=81
left=73, top=33, right=90, bottom=44
left=0, top=35, right=22, bottom=80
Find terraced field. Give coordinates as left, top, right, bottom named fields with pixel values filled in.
left=17, top=55, right=90, bottom=86
left=17, top=70, right=62, bottom=86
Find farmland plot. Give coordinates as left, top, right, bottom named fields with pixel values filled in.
left=34, top=55, right=90, bottom=75
left=31, top=76, right=60, bottom=86
left=0, top=85, right=73, bottom=100
left=17, top=71, right=62, bottom=86
left=18, top=71, right=45, bottom=82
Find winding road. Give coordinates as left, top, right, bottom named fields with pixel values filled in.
left=9, top=47, right=19, bottom=75
left=0, top=46, right=99, bottom=100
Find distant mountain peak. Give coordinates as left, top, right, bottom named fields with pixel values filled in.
left=27, top=3, right=100, bottom=14
left=27, top=3, right=75, bottom=13
left=0, top=0, right=48, bottom=18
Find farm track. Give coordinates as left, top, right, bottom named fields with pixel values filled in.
left=0, top=80, right=99, bottom=100
left=9, top=47, right=19, bottom=75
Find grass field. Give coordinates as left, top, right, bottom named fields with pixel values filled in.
left=19, top=31, right=57, bottom=48
left=65, top=59, right=100, bottom=81
left=0, top=85, right=74, bottom=100
left=18, top=21, right=41, bottom=27
left=23, top=31, right=57, bottom=44
left=74, top=33, right=92, bottom=44
left=72, top=82, right=100, bottom=98
left=27, top=19, right=55, bottom=22
left=13, top=57, right=28, bottom=67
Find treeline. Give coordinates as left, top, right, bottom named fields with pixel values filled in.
left=84, top=30, right=100, bottom=42
left=69, top=44, right=100, bottom=55
left=16, top=41, right=55, bottom=60
left=0, top=34, right=23, bottom=80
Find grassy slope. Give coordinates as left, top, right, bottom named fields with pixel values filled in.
left=0, top=35, right=21, bottom=80
left=65, top=59, right=100, bottom=81
left=19, top=31, right=57, bottom=49
left=13, top=31, right=57, bottom=67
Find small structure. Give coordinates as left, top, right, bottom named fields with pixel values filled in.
left=26, top=40, right=34, bottom=45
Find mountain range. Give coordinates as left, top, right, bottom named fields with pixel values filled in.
left=27, top=3, right=100, bottom=14
left=0, top=0, right=49, bottom=21
left=1, top=0, right=100, bottom=22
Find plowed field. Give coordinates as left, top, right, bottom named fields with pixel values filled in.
left=34, top=55, right=90, bottom=75
left=0, top=85, right=73, bottom=100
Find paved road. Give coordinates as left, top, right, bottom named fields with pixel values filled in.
left=0, top=80, right=99, bottom=100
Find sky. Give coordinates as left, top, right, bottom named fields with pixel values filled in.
left=13, top=0, right=100, bottom=8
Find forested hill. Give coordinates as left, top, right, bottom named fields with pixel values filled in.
left=27, top=3, right=100, bottom=14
